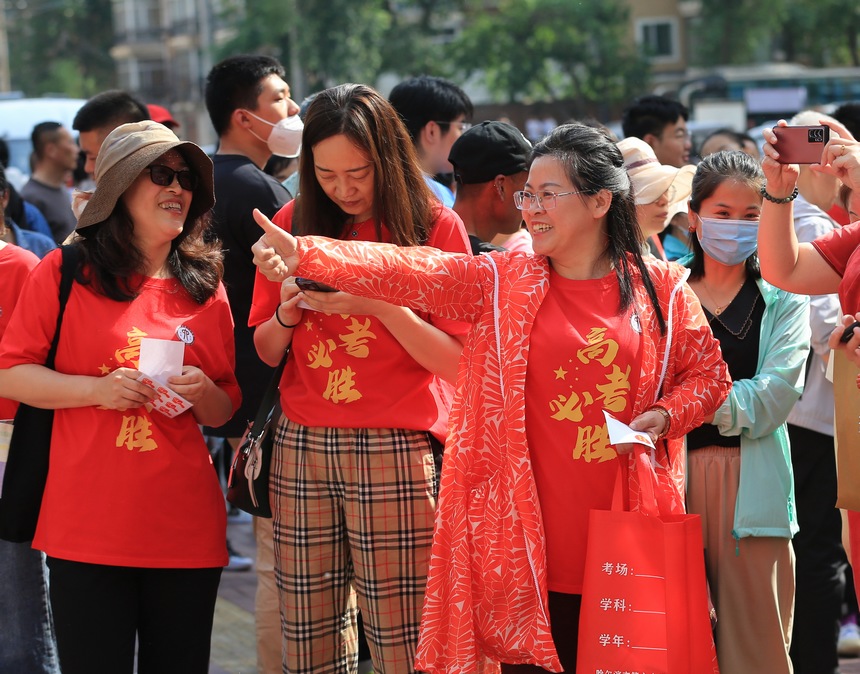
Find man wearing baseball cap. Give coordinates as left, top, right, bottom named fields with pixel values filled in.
left=448, top=120, right=532, bottom=254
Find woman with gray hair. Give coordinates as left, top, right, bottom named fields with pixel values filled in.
left=0, top=121, right=240, bottom=674
left=251, top=122, right=730, bottom=672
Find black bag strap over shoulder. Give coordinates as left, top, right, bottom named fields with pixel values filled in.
left=0, top=244, right=80, bottom=542
left=247, top=347, right=289, bottom=442
left=226, top=346, right=289, bottom=518
left=48, top=244, right=79, bottom=366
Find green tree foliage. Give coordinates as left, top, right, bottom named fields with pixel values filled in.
left=688, top=0, right=859, bottom=68
left=6, top=0, right=116, bottom=97
left=449, top=0, right=650, bottom=114
left=297, top=1, right=391, bottom=90
left=689, top=0, right=788, bottom=67
left=217, top=0, right=391, bottom=92
left=215, top=0, right=291, bottom=58
left=376, top=0, right=467, bottom=78
left=780, top=0, right=860, bottom=67
left=215, top=0, right=464, bottom=95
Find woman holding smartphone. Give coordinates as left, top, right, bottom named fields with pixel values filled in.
left=757, top=125, right=860, bottom=355
left=248, top=83, right=471, bottom=673
left=757, top=123, right=860, bottom=632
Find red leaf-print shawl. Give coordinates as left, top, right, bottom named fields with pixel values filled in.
left=293, top=238, right=730, bottom=673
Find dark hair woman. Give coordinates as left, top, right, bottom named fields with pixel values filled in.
left=0, top=121, right=240, bottom=674
left=248, top=83, right=472, bottom=672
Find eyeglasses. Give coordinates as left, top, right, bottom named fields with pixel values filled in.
left=433, top=120, right=472, bottom=132
left=513, top=190, right=582, bottom=210
left=146, top=165, right=198, bottom=191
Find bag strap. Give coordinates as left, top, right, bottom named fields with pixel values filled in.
left=612, top=448, right=679, bottom=517
left=246, top=347, right=289, bottom=440
left=45, top=245, right=78, bottom=370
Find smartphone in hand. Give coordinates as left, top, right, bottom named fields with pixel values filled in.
left=295, top=277, right=337, bottom=293
left=840, top=321, right=860, bottom=343
left=772, top=125, right=830, bottom=164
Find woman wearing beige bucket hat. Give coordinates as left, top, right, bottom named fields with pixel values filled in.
left=0, top=120, right=241, bottom=673
left=618, top=136, right=694, bottom=258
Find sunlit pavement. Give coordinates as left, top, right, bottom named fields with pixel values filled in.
left=210, top=520, right=258, bottom=674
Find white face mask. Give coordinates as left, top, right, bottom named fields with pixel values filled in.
left=244, top=110, right=303, bottom=158
left=696, top=215, right=759, bottom=266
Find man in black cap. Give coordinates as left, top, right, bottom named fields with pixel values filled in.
left=448, top=120, right=532, bottom=254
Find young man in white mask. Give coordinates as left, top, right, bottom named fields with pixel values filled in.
left=203, top=54, right=301, bottom=674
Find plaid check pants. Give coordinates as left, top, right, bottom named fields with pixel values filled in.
left=271, top=417, right=439, bottom=674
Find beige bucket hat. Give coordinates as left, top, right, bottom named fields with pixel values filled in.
left=617, top=136, right=694, bottom=208
left=76, top=120, right=214, bottom=229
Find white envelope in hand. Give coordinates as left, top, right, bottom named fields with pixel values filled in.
left=138, top=338, right=193, bottom=417
left=603, top=410, right=655, bottom=449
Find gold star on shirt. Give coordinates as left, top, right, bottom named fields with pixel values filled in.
left=554, top=366, right=568, bottom=380
left=98, top=364, right=111, bottom=374
left=304, top=318, right=314, bottom=331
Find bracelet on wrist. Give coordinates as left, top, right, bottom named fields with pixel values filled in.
left=647, top=405, right=672, bottom=439
left=275, top=306, right=299, bottom=329
left=760, top=185, right=799, bottom=204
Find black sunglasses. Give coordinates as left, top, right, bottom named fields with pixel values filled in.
left=146, top=165, right=198, bottom=191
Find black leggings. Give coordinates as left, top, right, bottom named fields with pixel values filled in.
left=46, top=557, right=222, bottom=674
left=501, top=592, right=581, bottom=673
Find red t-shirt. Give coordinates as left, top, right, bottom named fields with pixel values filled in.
left=249, top=202, right=471, bottom=440
left=0, top=250, right=241, bottom=568
left=0, top=243, right=39, bottom=420
left=828, top=204, right=851, bottom=226
left=812, top=219, right=860, bottom=313
left=525, top=269, right=642, bottom=593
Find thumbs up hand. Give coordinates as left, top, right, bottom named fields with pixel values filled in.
left=251, top=208, right=299, bottom=282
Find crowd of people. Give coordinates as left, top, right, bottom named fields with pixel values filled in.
left=0, top=54, right=859, bottom=674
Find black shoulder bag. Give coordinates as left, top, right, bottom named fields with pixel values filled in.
left=226, top=347, right=288, bottom=518
left=0, top=245, right=78, bottom=542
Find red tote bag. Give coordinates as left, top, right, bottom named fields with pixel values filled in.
left=577, top=450, right=719, bottom=674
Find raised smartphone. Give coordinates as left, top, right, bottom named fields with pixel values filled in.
left=772, top=125, right=830, bottom=164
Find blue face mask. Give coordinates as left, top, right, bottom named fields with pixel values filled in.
left=696, top=216, right=759, bottom=266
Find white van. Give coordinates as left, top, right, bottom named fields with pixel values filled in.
left=0, top=97, right=87, bottom=180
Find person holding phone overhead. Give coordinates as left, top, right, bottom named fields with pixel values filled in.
left=768, top=110, right=848, bottom=673
left=682, top=150, right=810, bottom=674
left=247, top=83, right=471, bottom=673
left=757, top=120, right=860, bottom=654
left=0, top=121, right=240, bottom=674
left=251, top=122, right=730, bottom=673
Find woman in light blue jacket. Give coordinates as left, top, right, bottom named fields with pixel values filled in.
left=682, top=151, right=810, bottom=674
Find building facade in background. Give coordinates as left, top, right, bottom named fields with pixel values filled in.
left=110, top=0, right=233, bottom=146
left=84, top=1, right=860, bottom=146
